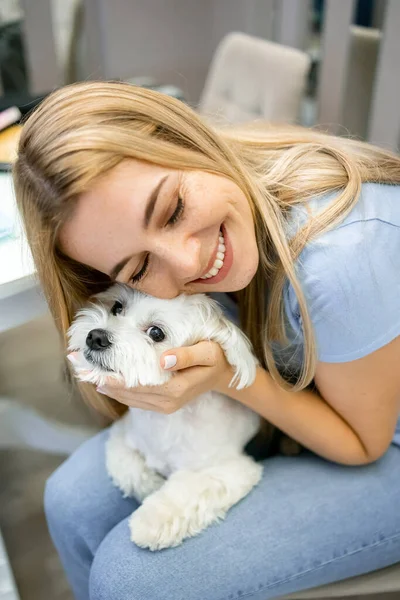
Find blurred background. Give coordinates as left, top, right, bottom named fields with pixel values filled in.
left=0, top=1, right=399, bottom=599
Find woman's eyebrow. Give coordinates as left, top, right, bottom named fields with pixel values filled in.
left=143, top=175, right=168, bottom=229
left=109, top=175, right=169, bottom=280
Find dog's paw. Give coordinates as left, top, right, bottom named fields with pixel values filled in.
left=228, top=353, right=257, bottom=390
left=129, top=501, right=187, bottom=551
left=216, top=318, right=258, bottom=389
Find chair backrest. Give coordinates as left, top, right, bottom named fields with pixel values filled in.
left=199, top=32, right=310, bottom=125
left=341, top=25, right=381, bottom=140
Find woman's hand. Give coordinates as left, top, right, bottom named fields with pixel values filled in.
left=95, top=341, right=233, bottom=414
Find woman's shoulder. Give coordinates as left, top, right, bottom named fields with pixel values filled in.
left=313, top=182, right=400, bottom=229
left=287, top=183, right=400, bottom=297
left=287, top=182, right=400, bottom=238
left=298, top=183, right=400, bottom=278
left=285, top=182, right=400, bottom=362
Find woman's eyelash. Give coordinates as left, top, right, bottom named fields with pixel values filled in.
left=166, top=197, right=184, bottom=226
left=131, top=254, right=149, bottom=284
left=131, top=197, right=184, bottom=284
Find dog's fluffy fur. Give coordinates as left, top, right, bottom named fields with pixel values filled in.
left=68, top=285, right=262, bottom=550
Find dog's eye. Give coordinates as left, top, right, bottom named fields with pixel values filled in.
left=111, top=301, right=123, bottom=316
left=146, top=326, right=165, bottom=342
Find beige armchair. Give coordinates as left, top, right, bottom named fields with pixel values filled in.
left=199, top=32, right=310, bottom=126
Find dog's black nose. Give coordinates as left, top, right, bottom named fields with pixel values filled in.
left=86, top=329, right=111, bottom=351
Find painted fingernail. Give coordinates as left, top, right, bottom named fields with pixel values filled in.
left=163, top=355, right=177, bottom=369
left=67, top=354, right=79, bottom=366
left=96, top=386, right=107, bottom=395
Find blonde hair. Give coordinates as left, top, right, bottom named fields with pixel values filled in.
left=13, top=81, right=400, bottom=418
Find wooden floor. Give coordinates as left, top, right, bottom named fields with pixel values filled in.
left=0, top=315, right=398, bottom=600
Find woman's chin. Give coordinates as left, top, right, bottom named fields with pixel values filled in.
left=211, top=264, right=258, bottom=293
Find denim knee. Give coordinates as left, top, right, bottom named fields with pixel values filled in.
left=90, top=529, right=173, bottom=600
left=44, top=430, right=110, bottom=535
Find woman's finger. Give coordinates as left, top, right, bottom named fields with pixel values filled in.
left=161, top=340, right=221, bottom=372
left=96, top=384, right=163, bottom=406
left=67, top=352, right=80, bottom=365
left=97, top=386, right=156, bottom=407
left=98, top=380, right=168, bottom=395
left=67, top=352, right=90, bottom=376
left=97, top=386, right=179, bottom=413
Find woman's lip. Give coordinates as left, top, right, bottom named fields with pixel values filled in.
left=193, top=224, right=232, bottom=285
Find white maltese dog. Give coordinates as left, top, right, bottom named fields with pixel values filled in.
left=68, top=284, right=262, bottom=550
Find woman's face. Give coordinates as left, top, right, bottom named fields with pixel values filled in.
left=60, top=159, right=259, bottom=299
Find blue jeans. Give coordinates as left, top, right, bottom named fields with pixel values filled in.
left=44, top=430, right=400, bottom=600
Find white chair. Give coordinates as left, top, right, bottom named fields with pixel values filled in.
left=199, top=32, right=310, bottom=126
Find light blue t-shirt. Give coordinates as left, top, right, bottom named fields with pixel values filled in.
left=282, top=182, right=400, bottom=447
left=216, top=183, right=400, bottom=447
left=283, top=183, right=400, bottom=362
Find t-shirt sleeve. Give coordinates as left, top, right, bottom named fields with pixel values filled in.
left=285, top=217, right=400, bottom=363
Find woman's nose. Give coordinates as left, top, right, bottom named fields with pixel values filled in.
left=161, top=237, right=202, bottom=284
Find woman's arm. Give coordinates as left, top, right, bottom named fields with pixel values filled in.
left=220, top=336, right=400, bottom=466
left=94, top=335, right=400, bottom=467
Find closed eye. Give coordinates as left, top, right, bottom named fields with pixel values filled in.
left=130, top=197, right=184, bottom=285
left=166, top=197, right=184, bottom=226
left=130, top=254, right=149, bottom=284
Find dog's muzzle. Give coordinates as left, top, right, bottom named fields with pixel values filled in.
left=86, top=328, right=112, bottom=351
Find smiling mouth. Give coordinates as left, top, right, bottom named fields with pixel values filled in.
left=200, top=228, right=226, bottom=279
left=193, top=224, right=232, bottom=286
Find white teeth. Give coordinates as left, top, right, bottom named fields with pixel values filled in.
left=200, top=228, right=226, bottom=280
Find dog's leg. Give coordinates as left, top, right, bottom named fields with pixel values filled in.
left=209, top=316, right=258, bottom=390
left=106, top=419, right=165, bottom=502
left=129, top=455, right=262, bottom=550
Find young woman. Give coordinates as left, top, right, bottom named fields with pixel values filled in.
left=13, top=81, right=400, bottom=600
